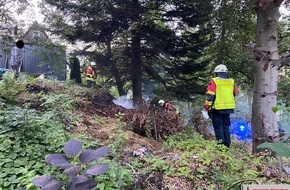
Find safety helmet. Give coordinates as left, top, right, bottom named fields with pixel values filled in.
left=90, top=62, right=96, bottom=66
left=158, top=99, right=165, bottom=105
left=214, top=64, right=228, bottom=73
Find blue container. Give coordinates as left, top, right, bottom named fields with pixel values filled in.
left=0, top=68, right=9, bottom=79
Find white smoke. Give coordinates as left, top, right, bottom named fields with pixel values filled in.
left=113, top=95, right=135, bottom=109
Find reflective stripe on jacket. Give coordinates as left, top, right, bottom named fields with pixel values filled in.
left=212, top=77, right=236, bottom=110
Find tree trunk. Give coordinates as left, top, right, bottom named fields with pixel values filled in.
left=131, top=31, right=143, bottom=106
left=111, top=61, right=126, bottom=96
left=106, top=40, right=126, bottom=96
left=69, top=56, right=82, bottom=84
left=251, top=1, right=281, bottom=153
left=131, top=0, right=143, bottom=106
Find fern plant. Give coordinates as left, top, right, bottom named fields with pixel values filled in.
left=32, top=140, right=110, bottom=190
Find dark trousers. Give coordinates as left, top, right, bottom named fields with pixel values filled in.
left=211, top=110, right=231, bottom=148
left=86, top=80, right=94, bottom=88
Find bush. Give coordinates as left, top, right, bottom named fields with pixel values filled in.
left=0, top=106, right=68, bottom=190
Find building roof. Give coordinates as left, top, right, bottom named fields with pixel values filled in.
left=22, top=21, right=50, bottom=44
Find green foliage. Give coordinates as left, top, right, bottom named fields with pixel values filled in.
left=94, top=116, right=108, bottom=127
left=0, top=72, right=26, bottom=103
left=0, top=78, right=89, bottom=190
left=41, top=93, right=74, bottom=110
left=42, top=0, right=219, bottom=101
left=278, top=19, right=290, bottom=55
left=108, top=86, right=119, bottom=99
left=257, top=142, right=290, bottom=158
left=62, top=83, right=94, bottom=99
left=94, top=116, right=134, bottom=190
left=277, top=70, right=290, bottom=107
left=129, top=131, right=276, bottom=189
left=0, top=105, right=68, bottom=190
left=96, top=160, right=134, bottom=190
left=276, top=70, right=290, bottom=132
left=37, top=43, right=66, bottom=80
left=211, top=0, right=255, bottom=91
left=40, top=93, right=81, bottom=128
left=272, top=106, right=279, bottom=113
left=108, top=117, right=127, bottom=157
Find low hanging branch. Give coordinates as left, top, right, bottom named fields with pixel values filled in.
left=271, top=55, right=290, bottom=70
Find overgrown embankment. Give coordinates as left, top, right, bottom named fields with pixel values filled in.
left=0, top=75, right=289, bottom=190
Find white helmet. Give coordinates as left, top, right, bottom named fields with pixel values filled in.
left=158, top=99, right=165, bottom=105
left=90, top=62, right=96, bottom=66
left=214, top=64, right=228, bottom=73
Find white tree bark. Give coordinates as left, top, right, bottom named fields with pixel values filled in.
left=252, top=1, right=281, bottom=153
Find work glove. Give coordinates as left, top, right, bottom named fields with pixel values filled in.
left=204, top=104, right=211, bottom=111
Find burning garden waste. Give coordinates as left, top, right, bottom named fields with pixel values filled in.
left=111, top=95, right=184, bottom=140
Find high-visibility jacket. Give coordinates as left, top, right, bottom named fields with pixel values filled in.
left=204, top=77, right=238, bottom=110
left=86, top=66, right=96, bottom=82
left=212, top=77, right=236, bottom=110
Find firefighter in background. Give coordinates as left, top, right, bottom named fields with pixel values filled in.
left=204, top=64, right=238, bottom=148
left=158, top=99, right=180, bottom=114
left=86, top=62, right=97, bottom=88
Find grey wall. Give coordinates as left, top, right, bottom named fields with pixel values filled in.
left=0, top=44, right=66, bottom=80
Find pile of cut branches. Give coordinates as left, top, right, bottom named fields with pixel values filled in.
left=76, top=93, right=185, bottom=139
left=116, top=105, right=184, bottom=139
left=126, top=108, right=183, bottom=139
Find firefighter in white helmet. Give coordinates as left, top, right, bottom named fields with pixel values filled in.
left=158, top=99, right=179, bottom=114
left=214, top=64, right=228, bottom=73
left=86, top=62, right=97, bottom=88
left=204, top=64, right=238, bottom=148
left=158, top=99, right=165, bottom=107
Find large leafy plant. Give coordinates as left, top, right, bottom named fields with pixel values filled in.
left=32, top=140, right=110, bottom=190
left=257, top=142, right=290, bottom=157
left=0, top=105, right=67, bottom=190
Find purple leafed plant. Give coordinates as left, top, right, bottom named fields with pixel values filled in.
left=32, top=140, right=110, bottom=190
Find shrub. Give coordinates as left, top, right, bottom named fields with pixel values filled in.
left=0, top=105, right=67, bottom=190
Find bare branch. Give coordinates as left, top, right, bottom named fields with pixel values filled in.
left=271, top=56, right=290, bottom=69
left=244, top=41, right=290, bottom=70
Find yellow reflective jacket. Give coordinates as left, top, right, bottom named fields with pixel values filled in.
left=212, top=77, right=236, bottom=110
left=86, top=66, right=96, bottom=82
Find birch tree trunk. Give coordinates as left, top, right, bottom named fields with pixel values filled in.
left=251, top=1, right=282, bottom=153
